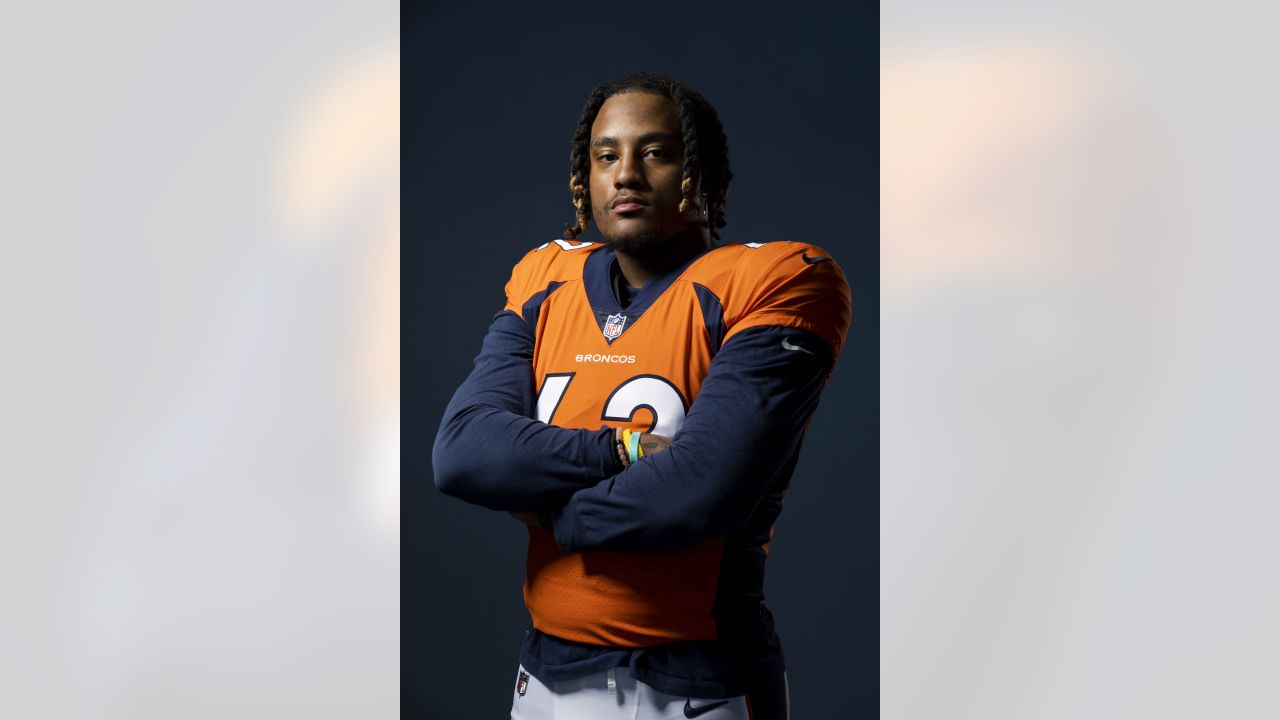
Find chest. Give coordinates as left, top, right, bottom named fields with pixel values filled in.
left=530, top=281, right=716, bottom=436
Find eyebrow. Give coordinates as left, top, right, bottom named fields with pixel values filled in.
left=590, top=131, right=681, bottom=149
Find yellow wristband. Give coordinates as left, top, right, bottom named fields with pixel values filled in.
left=619, top=429, right=631, bottom=466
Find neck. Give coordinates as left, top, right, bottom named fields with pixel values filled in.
left=613, top=227, right=711, bottom=288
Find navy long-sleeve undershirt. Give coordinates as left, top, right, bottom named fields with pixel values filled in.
left=432, top=310, right=621, bottom=511
left=552, top=324, right=833, bottom=552
left=433, top=308, right=834, bottom=550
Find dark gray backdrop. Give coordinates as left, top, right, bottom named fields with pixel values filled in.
left=404, top=2, right=877, bottom=716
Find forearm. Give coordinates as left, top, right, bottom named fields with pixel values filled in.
left=432, top=311, right=623, bottom=511
left=434, top=408, right=620, bottom=511
left=551, top=326, right=834, bottom=552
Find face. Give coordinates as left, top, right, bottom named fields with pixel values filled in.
left=588, top=91, right=698, bottom=253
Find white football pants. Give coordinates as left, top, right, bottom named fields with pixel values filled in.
left=510, top=664, right=788, bottom=720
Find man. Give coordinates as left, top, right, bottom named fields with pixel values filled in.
left=433, top=71, right=850, bottom=720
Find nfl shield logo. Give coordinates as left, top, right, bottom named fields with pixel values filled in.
left=603, top=313, right=627, bottom=341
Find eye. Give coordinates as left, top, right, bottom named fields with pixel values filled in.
left=596, top=152, right=618, bottom=163
left=644, top=148, right=667, bottom=158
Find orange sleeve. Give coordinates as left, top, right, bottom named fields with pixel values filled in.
left=723, top=242, right=852, bottom=358
left=502, top=240, right=598, bottom=319
left=502, top=246, right=542, bottom=317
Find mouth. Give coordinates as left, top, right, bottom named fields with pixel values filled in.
left=611, top=196, right=648, bottom=214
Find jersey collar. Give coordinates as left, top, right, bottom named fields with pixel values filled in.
left=582, top=245, right=713, bottom=345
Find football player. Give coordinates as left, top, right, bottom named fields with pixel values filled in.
left=434, top=71, right=850, bottom=720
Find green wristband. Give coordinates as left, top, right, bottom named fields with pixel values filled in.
left=628, top=430, right=642, bottom=464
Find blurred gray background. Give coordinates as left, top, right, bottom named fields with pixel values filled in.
left=881, top=2, right=1280, bottom=719
left=0, top=2, right=398, bottom=718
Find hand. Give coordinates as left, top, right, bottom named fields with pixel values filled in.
left=614, top=428, right=672, bottom=466
left=640, top=433, right=671, bottom=456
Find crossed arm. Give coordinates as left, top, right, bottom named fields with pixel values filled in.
left=432, top=311, right=621, bottom=511
left=433, top=309, right=834, bottom=553
left=508, top=430, right=672, bottom=530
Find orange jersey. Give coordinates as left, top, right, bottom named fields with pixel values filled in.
left=502, top=238, right=851, bottom=647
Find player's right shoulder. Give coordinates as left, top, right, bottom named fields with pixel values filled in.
left=504, top=238, right=603, bottom=309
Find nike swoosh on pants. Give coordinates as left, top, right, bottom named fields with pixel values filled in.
left=685, top=698, right=730, bottom=717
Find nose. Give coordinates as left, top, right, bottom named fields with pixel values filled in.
left=614, top=150, right=644, bottom=189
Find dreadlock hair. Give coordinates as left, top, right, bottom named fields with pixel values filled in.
left=563, top=71, right=732, bottom=242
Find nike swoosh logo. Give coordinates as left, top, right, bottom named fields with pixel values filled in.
left=801, top=252, right=832, bottom=264
left=684, top=698, right=730, bottom=718
left=781, top=338, right=815, bottom=355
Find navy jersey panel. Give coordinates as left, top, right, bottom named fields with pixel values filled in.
left=520, top=603, right=786, bottom=700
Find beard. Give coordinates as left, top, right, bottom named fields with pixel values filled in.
left=602, top=228, right=666, bottom=256
left=594, top=199, right=708, bottom=260
left=595, top=206, right=673, bottom=256
left=597, top=208, right=702, bottom=259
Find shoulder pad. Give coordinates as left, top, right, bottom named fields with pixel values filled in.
left=689, top=241, right=851, bottom=356
left=503, top=239, right=602, bottom=317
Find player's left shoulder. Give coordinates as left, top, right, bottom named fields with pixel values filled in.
left=743, top=239, right=842, bottom=268
left=697, top=240, right=848, bottom=289
left=695, top=240, right=852, bottom=354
